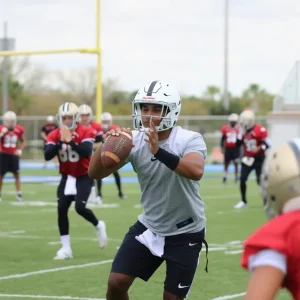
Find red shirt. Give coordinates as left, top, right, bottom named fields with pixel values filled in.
left=47, top=124, right=95, bottom=177
left=241, top=210, right=300, bottom=299
left=242, top=124, right=268, bottom=157
left=0, top=125, right=24, bottom=155
left=221, top=125, right=239, bottom=148
left=100, top=124, right=118, bottom=134
left=87, top=121, right=102, bottom=138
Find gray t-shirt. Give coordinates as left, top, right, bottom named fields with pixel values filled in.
left=126, top=126, right=207, bottom=236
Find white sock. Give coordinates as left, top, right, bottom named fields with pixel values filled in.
left=223, top=172, right=228, bottom=178
left=61, top=235, right=71, bottom=249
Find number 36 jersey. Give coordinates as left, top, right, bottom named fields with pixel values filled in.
left=47, top=124, right=95, bottom=177
left=0, top=125, right=24, bottom=155
left=242, top=124, right=268, bottom=157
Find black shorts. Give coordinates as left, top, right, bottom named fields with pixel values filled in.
left=240, top=156, right=265, bottom=183
left=0, top=152, right=20, bottom=175
left=224, top=147, right=240, bottom=163
left=57, top=174, right=93, bottom=202
left=111, top=221, right=206, bottom=298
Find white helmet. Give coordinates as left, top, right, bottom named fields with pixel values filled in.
left=3, top=111, right=17, bottom=128
left=78, top=104, right=93, bottom=123
left=57, top=102, right=79, bottom=130
left=47, top=115, right=54, bottom=122
left=239, top=110, right=255, bottom=131
left=228, top=113, right=239, bottom=122
left=132, top=80, right=181, bottom=132
left=260, top=138, right=300, bottom=219
left=101, top=112, right=113, bottom=131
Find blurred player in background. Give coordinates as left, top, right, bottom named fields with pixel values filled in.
left=234, top=110, right=271, bottom=209
left=78, top=104, right=103, bottom=205
left=40, top=115, right=58, bottom=168
left=241, top=138, right=300, bottom=299
left=89, top=81, right=208, bottom=300
left=44, top=102, right=107, bottom=260
left=98, top=112, right=126, bottom=200
left=0, top=111, right=26, bottom=202
left=220, top=113, right=240, bottom=184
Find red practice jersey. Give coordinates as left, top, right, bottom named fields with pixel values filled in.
left=100, top=124, right=118, bottom=134
left=242, top=124, right=268, bottom=157
left=47, top=124, right=95, bottom=177
left=0, top=125, right=24, bottom=155
left=87, top=121, right=102, bottom=139
left=241, top=210, right=300, bottom=299
left=221, top=125, right=239, bottom=148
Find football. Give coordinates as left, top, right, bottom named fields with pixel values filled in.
left=101, top=132, right=133, bottom=168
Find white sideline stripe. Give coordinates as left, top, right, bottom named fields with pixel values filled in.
left=0, top=260, right=113, bottom=281
left=210, top=292, right=246, bottom=300
left=0, top=294, right=105, bottom=300
left=225, top=250, right=243, bottom=255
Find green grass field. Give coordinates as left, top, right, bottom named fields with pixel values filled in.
left=0, top=169, right=290, bottom=300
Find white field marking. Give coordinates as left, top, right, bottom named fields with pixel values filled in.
left=0, top=233, right=122, bottom=244
left=210, top=292, right=246, bottom=300
left=11, top=201, right=120, bottom=209
left=2, top=191, right=36, bottom=195
left=10, top=230, right=26, bottom=234
left=227, top=240, right=243, bottom=245
left=133, top=204, right=142, bottom=208
left=225, top=250, right=243, bottom=255
left=208, top=247, right=227, bottom=252
left=0, top=260, right=113, bottom=281
left=0, top=294, right=105, bottom=300
left=48, top=237, right=122, bottom=245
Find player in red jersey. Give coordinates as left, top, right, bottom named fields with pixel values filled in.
left=40, top=115, right=58, bottom=168
left=234, top=110, right=271, bottom=209
left=78, top=104, right=103, bottom=205
left=0, top=111, right=26, bottom=202
left=97, top=112, right=127, bottom=200
left=241, top=138, right=300, bottom=300
left=44, top=102, right=107, bottom=260
left=220, top=113, right=240, bottom=184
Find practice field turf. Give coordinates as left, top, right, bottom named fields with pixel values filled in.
left=0, top=168, right=290, bottom=300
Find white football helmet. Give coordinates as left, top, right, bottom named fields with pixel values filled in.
left=57, top=102, right=79, bottom=129
left=78, top=104, right=93, bottom=124
left=260, top=138, right=300, bottom=219
left=3, top=111, right=17, bottom=129
left=101, top=112, right=113, bottom=131
left=47, top=115, right=54, bottom=122
left=239, top=110, right=255, bottom=131
left=132, top=80, right=181, bottom=132
left=228, top=113, right=239, bottom=122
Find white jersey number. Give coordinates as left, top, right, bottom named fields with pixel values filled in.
left=244, top=139, right=257, bottom=152
left=226, top=132, right=237, bottom=144
left=58, top=143, right=80, bottom=162
left=3, top=135, right=18, bottom=148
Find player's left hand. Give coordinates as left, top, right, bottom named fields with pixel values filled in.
left=15, top=149, right=22, bottom=157
left=60, top=128, right=72, bottom=143
left=144, top=121, right=159, bottom=155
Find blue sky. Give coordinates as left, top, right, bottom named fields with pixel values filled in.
left=1, top=0, right=299, bottom=96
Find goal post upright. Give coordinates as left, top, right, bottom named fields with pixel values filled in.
left=0, top=0, right=103, bottom=121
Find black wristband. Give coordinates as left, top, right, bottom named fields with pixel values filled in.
left=154, top=147, right=180, bottom=171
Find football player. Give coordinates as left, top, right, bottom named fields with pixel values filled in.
left=0, top=111, right=26, bottom=201
left=89, top=81, right=208, bottom=300
left=78, top=104, right=103, bottom=205
left=220, top=113, right=240, bottom=183
left=44, top=102, right=107, bottom=260
left=234, top=110, right=271, bottom=209
left=241, top=138, right=300, bottom=299
left=98, top=112, right=126, bottom=200
left=40, top=115, right=58, bottom=168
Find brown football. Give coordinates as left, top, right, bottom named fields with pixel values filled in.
left=101, top=132, right=133, bottom=168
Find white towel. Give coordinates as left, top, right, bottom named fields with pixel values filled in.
left=64, top=175, right=77, bottom=195
left=135, top=229, right=165, bottom=257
